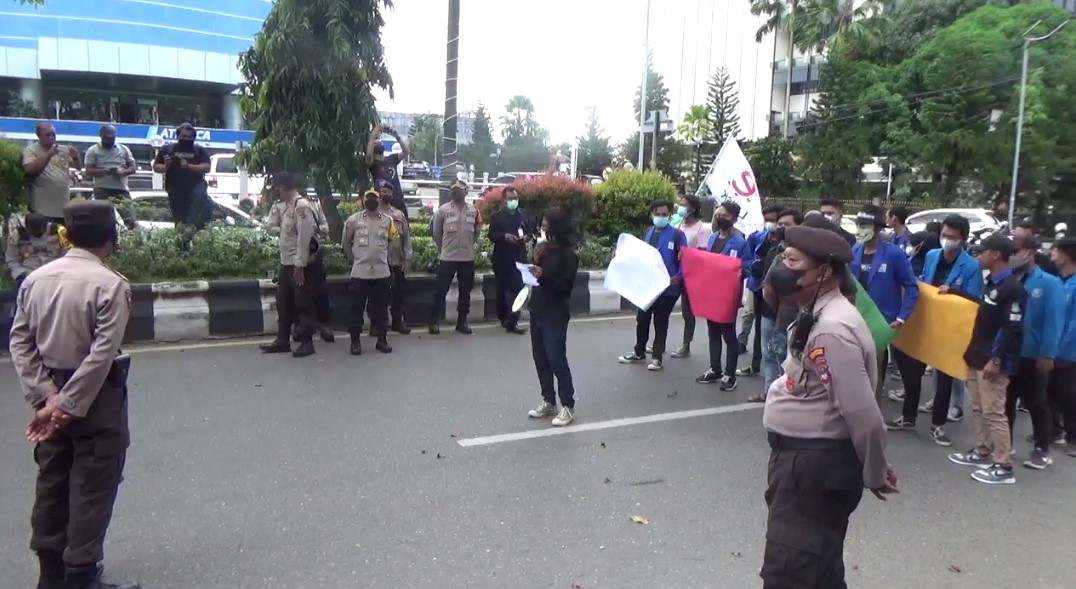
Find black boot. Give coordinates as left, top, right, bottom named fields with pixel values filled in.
left=391, top=319, right=411, bottom=335
left=319, top=328, right=335, bottom=343
left=505, top=323, right=527, bottom=335
left=291, top=329, right=301, bottom=343
left=65, top=564, right=141, bottom=589
left=259, top=329, right=291, bottom=354
left=350, top=335, right=362, bottom=356
left=455, top=315, right=472, bottom=335
left=375, top=333, right=393, bottom=354
left=35, top=550, right=64, bottom=589
left=428, top=321, right=441, bottom=335
left=292, top=339, right=315, bottom=358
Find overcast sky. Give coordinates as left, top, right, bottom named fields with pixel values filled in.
left=372, top=0, right=766, bottom=145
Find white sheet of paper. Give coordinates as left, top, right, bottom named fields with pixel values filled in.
left=516, top=262, right=539, bottom=287
left=604, top=233, right=671, bottom=311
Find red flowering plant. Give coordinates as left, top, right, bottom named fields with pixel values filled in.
left=478, top=174, right=596, bottom=235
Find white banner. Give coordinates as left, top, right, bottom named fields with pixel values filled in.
left=603, top=233, right=672, bottom=311
left=702, top=138, right=764, bottom=235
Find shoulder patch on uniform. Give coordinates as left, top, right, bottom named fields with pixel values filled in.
left=817, top=364, right=832, bottom=385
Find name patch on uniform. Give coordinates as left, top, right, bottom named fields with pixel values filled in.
left=879, top=263, right=888, bottom=273
left=667, top=242, right=674, bottom=250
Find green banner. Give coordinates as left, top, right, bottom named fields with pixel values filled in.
left=854, top=281, right=896, bottom=354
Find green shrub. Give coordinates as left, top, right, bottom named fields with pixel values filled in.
left=0, top=137, right=30, bottom=219
left=589, top=170, right=677, bottom=240
left=577, top=236, right=613, bottom=270
left=478, top=174, right=596, bottom=233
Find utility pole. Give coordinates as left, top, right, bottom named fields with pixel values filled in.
left=441, top=0, right=460, bottom=199
left=1008, top=19, right=1068, bottom=227
left=637, top=0, right=651, bottom=169
left=650, top=110, right=661, bottom=171
left=782, top=1, right=797, bottom=138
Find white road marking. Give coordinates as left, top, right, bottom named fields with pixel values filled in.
left=0, top=314, right=634, bottom=362
left=457, top=403, right=764, bottom=447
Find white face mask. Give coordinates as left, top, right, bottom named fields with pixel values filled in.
left=823, top=212, right=839, bottom=222
left=941, top=238, right=962, bottom=252
left=904, top=245, right=917, bottom=256
left=764, top=222, right=777, bottom=232
left=537, top=230, right=547, bottom=244
left=855, top=227, right=875, bottom=244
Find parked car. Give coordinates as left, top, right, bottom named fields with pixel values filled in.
left=206, top=153, right=266, bottom=206
left=905, top=208, right=1001, bottom=236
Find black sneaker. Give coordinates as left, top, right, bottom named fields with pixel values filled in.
left=719, top=376, right=738, bottom=391
left=1023, top=448, right=1053, bottom=470
left=885, top=416, right=915, bottom=431
left=971, top=464, right=1016, bottom=485
left=618, top=352, right=646, bottom=364
left=948, top=448, right=993, bottom=468
left=930, top=426, right=952, bottom=447
left=735, top=366, right=757, bottom=378
left=696, top=369, right=720, bottom=384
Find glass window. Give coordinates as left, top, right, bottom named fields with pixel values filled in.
left=214, top=157, right=238, bottom=174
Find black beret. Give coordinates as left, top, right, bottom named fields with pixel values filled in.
left=784, top=225, right=854, bottom=264
left=980, top=234, right=1015, bottom=255
left=1056, top=236, right=1076, bottom=250
left=63, top=199, right=116, bottom=229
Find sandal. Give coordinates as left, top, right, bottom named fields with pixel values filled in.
left=746, top=394, right=767, bottom=403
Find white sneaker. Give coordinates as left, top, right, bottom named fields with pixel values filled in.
left=947, top=406, right=964, bottom=422
left=647, top=359, right=664, bottom=371
left=551, top=406, right=575, bottom=427
left=528, top=401, right=557, bottom=418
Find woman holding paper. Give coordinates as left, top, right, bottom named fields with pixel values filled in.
left=670, top=195, right=711, bottom=359
left=525, top=209, right=581, bottom=427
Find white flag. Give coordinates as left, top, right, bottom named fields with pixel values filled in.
left=702, top=138, right=764, bottom=235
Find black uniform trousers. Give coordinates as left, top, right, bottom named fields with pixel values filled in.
left=1047, top=364, right=1076, bottom=443
left=276, top=264, right=317, bottom=342
left=492, top=253, right=524, bottom=327
left=431, top=260, right=476, bottom=321
left=635, top=294, right=678, bottom=359
left=389, top=266, right=407, bottom=327
left=310, top=253, right=330, bottom=326
left=31, top=370, right=129, bottom=567
left=350, top=277, right=391, bottom=337
left=1005, top=358, right=1053, bottom=450
left=749, top=290, right=765, bottom=371
left=762, top=433, right=863, bottom=589
left=893, top=348, right=928, bottom=422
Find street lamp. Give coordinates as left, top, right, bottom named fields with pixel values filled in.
left=1008, top=19, right=1068, bottom=228
left=637, top=0, right=651, bottom=170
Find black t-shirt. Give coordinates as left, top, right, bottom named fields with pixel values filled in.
left=154, top=143, right=210, bottom=196
left=858, top=252, right=874, bottom=287
left=932, top=255, right=956, bottom=287
left=369, top=153, right=408, bottom=220
left=964, top=272, right=1025, bottom=372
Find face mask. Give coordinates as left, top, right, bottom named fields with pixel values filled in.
left=506, top=199, right=519, bottom=211
left=1009, top=254, right=1032, bottom=271
left=380, top=194, right=393, bottom=207
left=101, top=138, right=115, bottom=148
left=904, top=245, right=917, bottom=257
left=373, top=144, right=385, bottom=155
left=770, top=264, right=808, bottom=297
left=364, top=197, right=379, bottom=212
left=855, top=227, right=875, bottom=244
left=764, top=222, right=777, bottom=232
left=773, top=227, right=786, bottom=242
left=677, top=206, right=689, bottom=218
left=941, top=238, right=962, bottom=253
left=823, top=213, right=838, bottom=223
left=653, top=216, right=670, bottom=229
left=716, top=218, right=733, bottom=231
left=177, top=138, right=194, bottom=148
left=451, top=189, right=465, bottom=202
left=537, top=230, right=547, bottom=244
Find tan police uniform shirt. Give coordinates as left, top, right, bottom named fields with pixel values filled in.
left=275, top=198, right=316, bottom=267
left=432, top=201, right=480, bottom=263
left=762, top=287, right=889, bottom=489
left=384, top=205, right=411, bottom=268
left=22, top=142, right=75, bottom=218
left=9, top=248, right=131, bottom=418
left=5, top=231, right=63, bottom=280
left=342, top=210, right=399, bottom=280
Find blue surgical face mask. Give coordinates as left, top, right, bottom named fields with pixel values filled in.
left=653, top=216, right=670, bottom=229
left=676, top=206, right=689, bottom=218
left=506, top=199, right=519, bottom=210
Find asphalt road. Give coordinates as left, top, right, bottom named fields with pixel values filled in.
left=2, top=316, right=1074, bottom=589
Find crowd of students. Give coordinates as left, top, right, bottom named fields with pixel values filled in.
left=620, top=197, right=1076, bottom=485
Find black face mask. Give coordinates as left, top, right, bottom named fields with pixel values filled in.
left=101, top=138, right=116, bottom=148
left=773, top=227, right=786, bottom=243
left=715, top=218, right=733, bottom=231
left=177, top=138, right=194, bottom=149
left=770, top=264, right=807, bottom=297
left=373, top=145, right=385, bottom=155
left=364, top=197, right=379, bottom=211
left=451, top=190, right=465, bottom=201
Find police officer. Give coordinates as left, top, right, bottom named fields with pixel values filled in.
left=6, top=213, right=64, bottom=287
left=430, top=180, right=481, bottom=335
left=378, top=181, right=412, bottom=334
left=761, top=225, right=897, bottom=589
left=259, top=172, right=318, bottom=358
left=9, top=200, right=139, bottom=589
left=343, top=188, right=400, bottom=355
left=488, top=186, right=530, bottom=334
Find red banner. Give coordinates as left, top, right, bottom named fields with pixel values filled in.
left=682, top=248, right=743, bottom=324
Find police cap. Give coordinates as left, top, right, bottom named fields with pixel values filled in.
left=63, top=199, right=116, bottom=230
left=980, top=234, right=1015, bottom=256
left=784, top=225, right=854, bottom=264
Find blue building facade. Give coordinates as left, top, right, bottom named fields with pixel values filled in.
left=0, top=0, right=271, bottom=140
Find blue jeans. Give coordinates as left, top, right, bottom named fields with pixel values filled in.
left=761, top=317, right=786, bottom=395
left=531, top=311, right=575, bottom=408
left=952, top=379, right=966, bottom=409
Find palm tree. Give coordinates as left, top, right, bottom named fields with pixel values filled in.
left=678, top=104, right=712, bottom=187
left=797, top=0, right=890, bottom=54
left=750, top=0, right=801, bottom=137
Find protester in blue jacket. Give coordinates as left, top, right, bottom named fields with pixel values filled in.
left=852, top=204, right=920, bottom=395
left=692, top=201, right=749, bottom=391
left=618, top=200, right=687, bottom=372
left=1046, top=236, right=1076, bottom=456
left=887, top=215, right=984, bottom=445
left=1006, top=233, right=1065, bottom=470
left=737, top=205, right=783, bottom=378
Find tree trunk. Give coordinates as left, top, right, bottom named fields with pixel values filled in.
left=315, top=176, right=343, bottom=243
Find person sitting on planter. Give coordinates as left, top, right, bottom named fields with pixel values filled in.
left=6, top=213, right=64, bottom=289
left=429, top=181, right=481, bottom=335
left=488, top=186, right=531, bottom=335
left=342, top=188, right=400, bottom=356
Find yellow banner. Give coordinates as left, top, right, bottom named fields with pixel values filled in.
left=893, top=282, right=980, bottom=380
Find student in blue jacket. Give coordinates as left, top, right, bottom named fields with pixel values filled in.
left=851, top=204, right=920, bottom=394
left=1046, top=236, right=1076, bottom=456
left=887, top=215, right=984, bottom=445
left=695, top=201, right=749, bottom=391
left=1006, top=233, right=1065, bottom=470
left=619, top=200, right=687, bottom=372
left=736, top=205, right=783, bottom=376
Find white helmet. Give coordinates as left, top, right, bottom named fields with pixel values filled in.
left=1055, top=222, right=1068, bottom=233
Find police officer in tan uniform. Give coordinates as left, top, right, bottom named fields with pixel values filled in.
left=430, top=180, right=481, bottom=335
left=9, top=200, right=139, bottom=589
left=378, top=181, right=412, bottom=334
left=6, top=213, right=64, bottom=287
left=259, top=172, right=318, bottom=358
left=343, top=188, right=400, bottom=355
left=761, top=225, right=898, bottom=589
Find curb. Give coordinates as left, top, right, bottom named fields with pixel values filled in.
left=2, top=271, right=658, bottom=347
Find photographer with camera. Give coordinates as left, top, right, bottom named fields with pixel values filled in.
left=365, top=124, right=411, bottom=221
